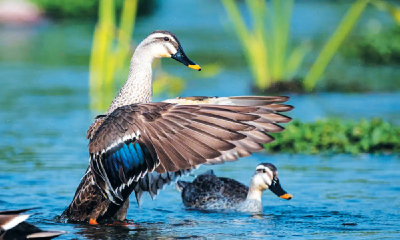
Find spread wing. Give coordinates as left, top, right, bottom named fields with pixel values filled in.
left=88, top=96, right=292, bottom=204
left=163, top=96, right=293, bottom=163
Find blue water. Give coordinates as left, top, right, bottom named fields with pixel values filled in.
left=1, top=152, right=399, bottom=239
left=1, top=1, right=400, bottom=239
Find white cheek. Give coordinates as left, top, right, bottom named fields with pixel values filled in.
left=254, top=174, right=270, bottom=187
left=265, top=168, right=274, bottom=179
left=151, top=44, right=171, bottom=58
left=166, top=43, right=177, bottom=55
left=262, top=175, right=272, bottom=186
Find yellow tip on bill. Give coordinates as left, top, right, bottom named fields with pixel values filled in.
left=188, top=64, right=201, bottom=71
left=280, top=193, right=293, bottom=200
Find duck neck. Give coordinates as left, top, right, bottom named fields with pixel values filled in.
left=246, top=177, right=263, bottom=201
left=106, top=49, right=155, bottom=114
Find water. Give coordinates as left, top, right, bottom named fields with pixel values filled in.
left=1, top=1, right=400, bottom=239
left=1, top=74, right=399, bottom=239
left=1, top=153, right=399, bottom=239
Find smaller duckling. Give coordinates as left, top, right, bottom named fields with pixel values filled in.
left=175, top=163, right=292, bottom=213
left=0, top=208, right=65, bottom=240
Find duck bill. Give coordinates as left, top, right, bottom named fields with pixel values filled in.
left=269, top=178, right=292, bottom=200
left=171, top=46, right=201, bottom=71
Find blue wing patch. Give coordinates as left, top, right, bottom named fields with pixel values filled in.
left=100, top=140, right=151, bottom=191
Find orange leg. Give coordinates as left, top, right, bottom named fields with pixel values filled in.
left=89, top=218, right=98, bottom=225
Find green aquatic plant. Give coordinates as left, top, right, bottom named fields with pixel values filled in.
left=303, top=0, right=370, bottom=91
left=342, top=25, right=400, bottom=65
left=89, top=0, right=138, bottom=111
left=221, top=0, right=308, bottom=90
left=370, top=0, right=400, bottom=24
left=265, top=119, right=400, bottom=155
left=222, top=0, right=400, bottom=92
left=88, top=0, right=189, bottom=111
left=305, top=0, right=400, bottom=90
left=340, top=0, right=400, bottom=66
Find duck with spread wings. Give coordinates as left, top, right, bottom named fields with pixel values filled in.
left=61, top=30, right=293, bottom=224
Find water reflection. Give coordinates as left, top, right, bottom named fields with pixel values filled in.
left=74, top=224, right=137, bottom=240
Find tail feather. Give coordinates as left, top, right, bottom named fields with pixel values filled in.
left=133, top=168, right=194, bottom=204
left=175, top=181, right=189, bottom=192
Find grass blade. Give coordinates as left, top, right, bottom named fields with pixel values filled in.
left=303, top=0, right=370, bottom=91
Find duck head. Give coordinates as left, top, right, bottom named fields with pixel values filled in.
left=136, top=30, right=201, bottom=71
left=251, top=163, right=292, bottom=200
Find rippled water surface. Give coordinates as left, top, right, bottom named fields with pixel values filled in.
left=1, top=0, right=400, bottom=239
left=1, top=152, right=400, bottom=239
left=1, top=75, right=399, bottom=239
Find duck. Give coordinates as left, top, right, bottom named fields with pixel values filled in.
left=0, top=208, right=65, bottom=240
left=61, top=30, right=293, bottom=224
left=175, top=163, right=292, bottom=212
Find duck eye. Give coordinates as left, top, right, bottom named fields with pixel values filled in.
left=164, top=37, right=170, bottom=41
left=262, top=169, right=266, bottom=173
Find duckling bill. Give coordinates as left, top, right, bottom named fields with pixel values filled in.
left=176, top=163, right=292, bottom=213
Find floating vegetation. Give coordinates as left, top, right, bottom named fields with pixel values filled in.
left=265, top=119, right=400, bottom=154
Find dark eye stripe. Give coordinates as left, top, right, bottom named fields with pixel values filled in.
left=156, top=37, right=173, bottom=42
left=155, top=37, right=178, bottom=48
left=257, top=168, right=267, bottom=174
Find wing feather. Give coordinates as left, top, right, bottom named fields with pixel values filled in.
left=87, top=96, right=293, bottom=205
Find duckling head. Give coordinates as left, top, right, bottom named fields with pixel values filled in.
left=136, top=30, right=201, bottom=71
left=251, top=163, right=292, bottom=200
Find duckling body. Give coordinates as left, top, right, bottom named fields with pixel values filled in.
left=62, top=30, right=293, bottom=223
left=0, top=209, right=65, bottom=240
left=176, top=170, right=250, bottom=210
left=176, top=163, right=292, bottom=213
